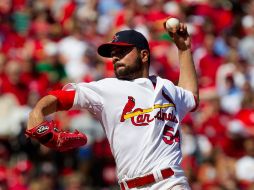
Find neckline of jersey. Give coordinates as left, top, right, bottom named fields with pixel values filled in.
left=132, top=75, right=156, bottom=83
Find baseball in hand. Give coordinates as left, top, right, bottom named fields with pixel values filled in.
left=165, top=18, right=180, bottom=32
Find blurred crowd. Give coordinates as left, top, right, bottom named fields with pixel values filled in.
left=0, top=0, right=254, bottom=189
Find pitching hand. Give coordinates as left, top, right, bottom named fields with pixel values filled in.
left=164, top=21, right=191, bottom=51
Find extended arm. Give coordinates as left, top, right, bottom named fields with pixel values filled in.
left=165, top=21, right=199, bottom=101
left=26, top=91, right=87, bottom=152
left=27, top=95, right=58, bottom=130
left=178, top=49, right=198, bottom=99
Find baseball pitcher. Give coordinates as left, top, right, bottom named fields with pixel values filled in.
left=26, top=20, right=199, bottom=190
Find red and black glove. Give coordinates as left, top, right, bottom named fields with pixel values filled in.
left=25, top=120, right=87, bottom=152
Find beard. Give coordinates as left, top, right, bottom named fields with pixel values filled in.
left=114, top=55, right=143, bottom=80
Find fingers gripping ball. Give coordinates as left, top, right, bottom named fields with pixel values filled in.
left=165, top=17, right=180, bottom=32
left=25, top=120, right=87, bottom=152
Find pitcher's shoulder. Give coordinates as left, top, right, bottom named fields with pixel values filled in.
left=155, top=76, right=175, bottom=87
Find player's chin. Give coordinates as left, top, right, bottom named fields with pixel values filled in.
left=115, top=66, right=126, bottom=73
left=115, top=70, right=131, bottom=80
left=115, top=67, right=126, bottom=77
left=114, top=66, right=137, bottom=80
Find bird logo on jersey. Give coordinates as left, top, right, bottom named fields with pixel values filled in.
left=120, top=91, right=178, bottom=126
left=120, top=96, right=135, bottom=122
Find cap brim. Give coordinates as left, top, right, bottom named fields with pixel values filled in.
left=97, top=42, right=135, bottom=58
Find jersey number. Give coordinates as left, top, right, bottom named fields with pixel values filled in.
left=162, top=125, right=180, bottom=145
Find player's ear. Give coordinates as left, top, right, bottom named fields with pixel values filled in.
left=140, top=50, right=149, bottom=63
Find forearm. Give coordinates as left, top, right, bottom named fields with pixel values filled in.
left=27, top=95, right=58, bottom=129
left=178, top=49, right=199, bottom=99
left=26, top=94, right=87, bottom=152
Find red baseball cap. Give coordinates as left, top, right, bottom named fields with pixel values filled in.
left=97, top=29, right=150, bottom=58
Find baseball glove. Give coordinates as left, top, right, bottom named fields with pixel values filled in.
left=25, top=120, right=87, bottom=152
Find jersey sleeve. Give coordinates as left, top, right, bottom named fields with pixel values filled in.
left=48, top=90, right=75, bottom=111
left=63, top=82, right=104, bottom=117
left=175, top=86, right=197, bottom=121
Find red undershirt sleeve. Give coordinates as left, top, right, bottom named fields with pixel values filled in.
left=48, top=90, right=75, bottom=111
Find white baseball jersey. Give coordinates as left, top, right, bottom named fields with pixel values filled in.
left=63, top=75, right=196, bottom=187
